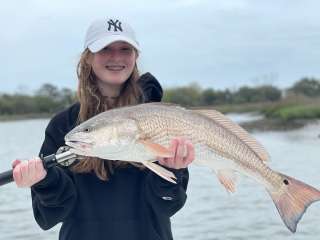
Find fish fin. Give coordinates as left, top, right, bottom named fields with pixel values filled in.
left=143, top=161, right=177, bottom=184
left=145, top=102, right=186, bottom=110
left=139, top=139, right=174, bottom=158
left=268, top=173, right=320, bottom=233
left=217, top=170, right=237, bottom=193
left=191, top=108, right=270, bottom=162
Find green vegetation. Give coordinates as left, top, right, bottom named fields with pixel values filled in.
left=0, top=84, right=76, bottom=119
left=271, top=105, right=320, bottom=121
left=1, top=78, right=320, bottom=126
left=163, top=83, right=281, bottom=106
left=163, top=78, right=320, bottom=123
left=289, top=78, right=320, bottom=97
left=263, top=95, right=320, bottom=121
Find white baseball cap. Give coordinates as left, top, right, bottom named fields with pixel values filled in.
left=84, top=17, right=140, bottom=53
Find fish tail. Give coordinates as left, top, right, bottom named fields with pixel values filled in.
left=267, top=172, right=320, bottom=233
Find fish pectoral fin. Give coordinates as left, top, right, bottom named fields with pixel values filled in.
left=217, top=170, right=237, bottom=193
left=138, top=139, right=173, bottom=158
left=143, top=161, right=177, bottom=184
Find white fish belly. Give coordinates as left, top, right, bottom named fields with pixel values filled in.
left=194, top=144, right=238, bottom=171
left=96, top=143, right=155, bottom=163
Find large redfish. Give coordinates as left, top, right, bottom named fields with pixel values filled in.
left=65, top=102, right=320, bottom=233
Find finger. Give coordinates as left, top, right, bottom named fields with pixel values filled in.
left=28, top=159, right=37, bottom=183
left=184, top=140, right=195, bottom=166
left=175, top=138, right=185, bottom=163
left=35, top=158, right=46, bottom=180
left=20, top=161, right=30, bottom=185
left=12, top=159, right=21, bottom=169
left=159, top=157, right=173, bottom=168
left=35, top=157, right=44, bottom=171
left=173, top=138, right=189, bottom=168
left=160, top=139, right=178, bottom=168
left=170, top=138, right=179, bottom=159
left=166, top=138, right=182, bottom=168
left=13, top=165, right=22, bottom=186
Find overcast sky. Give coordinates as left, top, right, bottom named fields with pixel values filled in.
left=1, top=0, right=319, bottom=93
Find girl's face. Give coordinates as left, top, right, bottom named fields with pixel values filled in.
left=91, top=41, right=138, bottom=96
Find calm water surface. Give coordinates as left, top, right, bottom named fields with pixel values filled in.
left=0, top=117, right=319, bottom=240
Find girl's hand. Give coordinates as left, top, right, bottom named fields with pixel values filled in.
left=12, top=158, right=47, bottom=188
left=158, top=138, right=195, bottom=169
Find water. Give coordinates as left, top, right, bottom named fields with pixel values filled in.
left=0, top=117, right=319, bottom=240
left=225, top=112, right=264, bottom=124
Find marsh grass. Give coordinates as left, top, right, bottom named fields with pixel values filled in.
left=263, top=95, right=320, bottom=121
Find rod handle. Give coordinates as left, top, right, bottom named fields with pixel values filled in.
left=0, top=169, right=13, bottom=186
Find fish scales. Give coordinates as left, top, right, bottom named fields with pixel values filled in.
left=133, top=105, right=268, bottom=180
left=65, top=102, right=320, bottom=233
left=121, top=104, right=278, bottom=186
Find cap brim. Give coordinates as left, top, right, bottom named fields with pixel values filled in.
left=88, top=35, right=140, bottom=53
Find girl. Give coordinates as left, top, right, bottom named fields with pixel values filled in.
left=12, top=17, right=194, bottom=240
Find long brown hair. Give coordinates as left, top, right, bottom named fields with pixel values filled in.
left=72, top=48, right=144, bottom=181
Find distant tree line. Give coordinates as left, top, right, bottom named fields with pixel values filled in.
left=0, top=84, right=76, bottom=115
left=164, top=84, right=282, bottom=106
left=0, top=78, right=319, bottom=116
left=288, top=77, right=320, bottom=97
left=163, top=77, right=320, bottom=106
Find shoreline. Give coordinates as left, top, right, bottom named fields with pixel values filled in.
left=240, top=118, right=319, bottom=132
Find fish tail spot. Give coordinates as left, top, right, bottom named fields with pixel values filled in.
left=283, top=179, right=289, bottom=185
left=268, top=173, right=320, bottom=233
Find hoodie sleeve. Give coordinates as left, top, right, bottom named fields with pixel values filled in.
left=143, top=166, right=189, bottom=218
left=138, top=72, right=163, bottom=103
left=31, top=112, right=78, bottom=230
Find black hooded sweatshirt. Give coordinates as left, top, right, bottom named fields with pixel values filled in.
left=31, top=73, right=189, bottom=240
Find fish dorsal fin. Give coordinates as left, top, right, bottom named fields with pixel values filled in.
left=144, top=102, right=186, bottom=110
left=192, top=108, right=270, bottom=162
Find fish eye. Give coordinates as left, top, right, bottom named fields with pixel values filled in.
left=84, top=128, right=91, bottom=133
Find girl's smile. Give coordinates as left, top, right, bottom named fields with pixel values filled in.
left=90, top=41, right=138, bottom=96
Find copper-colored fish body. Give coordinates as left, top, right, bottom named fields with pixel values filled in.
left=65, top=102, right=320, bottom=233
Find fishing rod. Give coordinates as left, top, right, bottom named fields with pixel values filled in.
left=0, top=146, right=80, bottom=187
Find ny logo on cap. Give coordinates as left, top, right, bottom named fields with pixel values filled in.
left=107, top=19, right=123, bottom=32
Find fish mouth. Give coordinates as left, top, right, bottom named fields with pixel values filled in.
left=66, top=140, right=126, bottom=159
left=65, top=138, right=93, bottom=152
